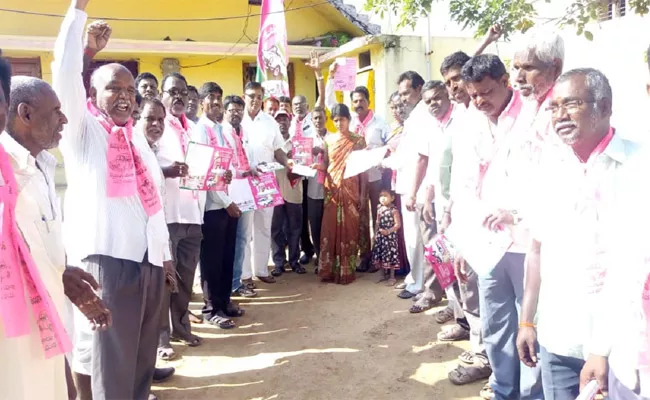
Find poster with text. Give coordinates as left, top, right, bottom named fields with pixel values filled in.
left=180, top=142, right=233, bottom=192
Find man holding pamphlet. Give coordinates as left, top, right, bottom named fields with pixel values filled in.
left=156, top=72, right=206, bottom=355
left=193, top=83, right=244, bottom=329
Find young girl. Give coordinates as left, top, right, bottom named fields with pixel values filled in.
left=372, top=190, right=402, bottom=286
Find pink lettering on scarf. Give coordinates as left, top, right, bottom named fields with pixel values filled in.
left=354, top=110, right=374, bottom=138
left=0, top=145, right=71, bottom=358
left=86, top=100, right=162, bottom=216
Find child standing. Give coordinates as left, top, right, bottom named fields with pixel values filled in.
left=372, top=190, right=402, bottom=286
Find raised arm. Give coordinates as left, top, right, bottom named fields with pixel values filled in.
left=305, top=50, right=326, bottom=110
left=324, top=63, right=338, bottom=112
left=52, top=0, right=92, bottom=155
left=473, top=24, right=503, bottom=56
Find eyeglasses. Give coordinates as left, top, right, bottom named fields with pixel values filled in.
left=226, top=108, right=244, bottom=115
left=163, top=89, right=189, bottom=98
left=546, top=99, right=595, bottom=114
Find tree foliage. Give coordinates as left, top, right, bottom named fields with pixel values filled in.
left=363, top=0, right=650, bottom=40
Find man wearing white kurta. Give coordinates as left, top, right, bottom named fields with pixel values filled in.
left=53, top=1, right=171, bottom=398
left=157, top=72, right=205, bottom=350
left=238, top=82, right=291, bottom=287
left=0, top=77, right=70, bottom=400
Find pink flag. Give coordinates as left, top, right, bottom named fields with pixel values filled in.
left=256, top=0, right=290, bottom=98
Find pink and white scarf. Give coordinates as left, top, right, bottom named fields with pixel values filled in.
left=0, top=145, right=71, bottom=358
left=87, top=100, right=162, bottom=216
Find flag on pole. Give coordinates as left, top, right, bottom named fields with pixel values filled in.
left=256, top=0, right=290, bottom=98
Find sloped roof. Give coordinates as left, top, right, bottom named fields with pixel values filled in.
left=327, top=0, right=381, bottom=35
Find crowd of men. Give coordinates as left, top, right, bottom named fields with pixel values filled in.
left=1, top=0, right=650, bottom=399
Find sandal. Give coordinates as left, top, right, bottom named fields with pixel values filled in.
left=242, top=279, right=257, bottom=289
left=292, top=265, right=307, bottom=274
left=394, top=282, right=407, bottom=290
left=458, top=350, right=475, bottom=365
left=157, top=347, right=177, bottom=361
left=225, top=302, right=245, bottom=318
left=207, top=312, right=236, bottom=330
left=171, top=335, right=202, bottom=347
left=437, top=324, right=470, bottom=342
left=448, top=365, right=492, bottom=385
left=479, top=383, right=495, bottom=399
left=409, top=302, right=434, bottom=313
left=435, top=307, right=455, bottom=324
left=232, top=286, right=257, bottom=298
left=256, top=275, right=276, bottom=284
left=385, top=278, right=397, bottom=287
left=397, top=289, right=416, bottom=299
left=271, top=266, right=285, bottom=277
left=189, top=311, right=203, bottom=324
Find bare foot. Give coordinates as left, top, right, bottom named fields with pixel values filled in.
left=385, top=278, right=397, bottom=287
left=376, top=275, right=389, bottom=283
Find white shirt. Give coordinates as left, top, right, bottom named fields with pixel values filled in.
left=157, top=117, right=205, bottom=224
left=0, top=133, right=67, bottom=400
left=420, top=104, right=462, bottom=218
left=289, top=113, right=315, bottom=139
left=52, top=7, right=170, bottom=267
left=241, top=110, right=284, bottom=168
left=530, top=132, right=641, bottom=360
left=324, top=79, right=390, bottom=182
left=193, top=116, right=234, bottom=211
left=455, top=91, right=536, bottom=253
left=586, top=143, right=650, bottom=396
left=384, top=102, right=429, bottom=202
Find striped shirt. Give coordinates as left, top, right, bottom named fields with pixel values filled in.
left=52, top=7, right=170, bottom=267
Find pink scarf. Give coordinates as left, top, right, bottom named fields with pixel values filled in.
left=354, top=110, right=374, bottom=138
left=87, top=100, right=162, bottom=216
left=228, top=126, right=250, bottom=172
left=0, top=145, right=71, bottom=358
left=294, top=117, right=304, bottom=140
left=166, top=114, right=191, bottom=156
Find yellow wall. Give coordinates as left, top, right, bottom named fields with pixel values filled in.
left=0, top=0, right=363, bottom=43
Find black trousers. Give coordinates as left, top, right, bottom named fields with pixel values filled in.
left=300, top=181, right=315, bottom=257
left=271, top=202, right=303, bottom=268
left=200, top=209, right=238, bottom=317
left=307, top=196, right=324, bottom=258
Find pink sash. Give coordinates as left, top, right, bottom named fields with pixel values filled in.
left=86, top=100, right=162, bottom=216
left=0, top=145, right=71, bottom=358
left=354, top=110, right=374, bottom=138
left=166, top=114, right=191, bottom=156
left=294, top=117, right=303, bottom=140
left=229, top=127, right=251, bottom=173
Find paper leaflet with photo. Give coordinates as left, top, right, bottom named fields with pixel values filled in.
left=229, top=173, right=284, bottom=212
left=180, top=141, right=234, bottom=192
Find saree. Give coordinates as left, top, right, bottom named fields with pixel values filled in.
left=319, top=131, right=370, bottom=284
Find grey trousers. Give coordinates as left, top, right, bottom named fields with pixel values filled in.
left=459, top=265, right=487, bottom=364
left=414, top=204, right=444, bottom=301
left=479, top=252, right=543, bottom=400
left=85, top=254, right=164, bottom=400
left=159, top=223, right=202, bottom=348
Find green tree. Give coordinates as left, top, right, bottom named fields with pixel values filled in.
left=363, top=0, right=650, bottom=40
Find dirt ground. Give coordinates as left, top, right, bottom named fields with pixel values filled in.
left=152, top=270, right=484, bottom=400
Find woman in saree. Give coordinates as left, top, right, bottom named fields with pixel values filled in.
left=315, top=104, right=370, bottom=284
